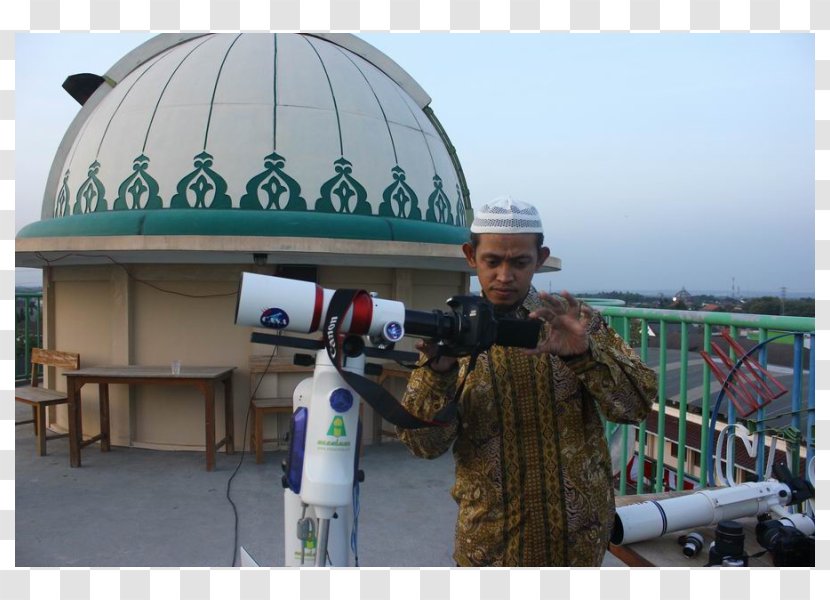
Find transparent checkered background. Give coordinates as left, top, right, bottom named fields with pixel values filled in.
left=1, top=0, right=828, bottom=598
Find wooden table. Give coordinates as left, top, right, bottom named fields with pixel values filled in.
left=610, top=493, right=773, bottom=567
left=63, top=366, right=236, bottom=471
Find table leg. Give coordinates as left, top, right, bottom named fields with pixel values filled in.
left=224, top=376, right=235, bottom=454
left=204, top=383, right=216, bottom=471
left=254, top=407, right=263, bottom=464
left=98, top=383, right=111, bottom=452
left=68, top=379, right=81, bottom=468
left=35, top=405, right=46, bottom=456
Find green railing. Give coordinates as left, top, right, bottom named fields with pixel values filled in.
left=596, top=306, right=814, bottom=494
left=15, top=292, right=43, bottom=383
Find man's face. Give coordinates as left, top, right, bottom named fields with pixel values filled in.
left=462, top=233, right=550, bottom=310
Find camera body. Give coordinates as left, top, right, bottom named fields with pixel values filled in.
left=403, top=295, right=541, bottom=357
left=756, top=516, right=815, bottom=567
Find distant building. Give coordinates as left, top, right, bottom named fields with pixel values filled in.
left=672, top=287, right=693, bottom=305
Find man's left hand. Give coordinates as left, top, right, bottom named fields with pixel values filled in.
left=525, top=290, right=592, bottom=358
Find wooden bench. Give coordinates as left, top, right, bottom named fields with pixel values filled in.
left=15, top=348, right=80, bottom=456
left=249, top=356, right=313, bottom=464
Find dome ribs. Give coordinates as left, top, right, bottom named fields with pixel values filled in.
left=42, top=33, right=471, bottom=233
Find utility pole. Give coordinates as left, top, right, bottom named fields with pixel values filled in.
left=780, top=286, right=787, bottom=315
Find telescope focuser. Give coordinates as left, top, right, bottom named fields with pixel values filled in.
left=772, top=462, right=814, bottom=505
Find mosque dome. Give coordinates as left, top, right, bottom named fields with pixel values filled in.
left=17, top=33, right=476, bottom=270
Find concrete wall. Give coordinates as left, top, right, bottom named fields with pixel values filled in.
left=46, top=263, right=468, bottom=451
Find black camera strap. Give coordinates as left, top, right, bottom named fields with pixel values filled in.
left=324, top=289, right=459, bottom=429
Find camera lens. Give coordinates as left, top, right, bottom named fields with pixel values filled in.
left=680, top=532, right=704, bottom=558
left=708, top=520, right=748, bottom=567
left=714, top=520, right=745, bottom=557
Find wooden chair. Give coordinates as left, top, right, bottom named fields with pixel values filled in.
left=15, top=348, right=80, bottom=456
left=249, top=356, right=313, bottom=464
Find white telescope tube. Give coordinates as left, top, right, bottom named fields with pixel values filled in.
left=235, top=272, right=406, bottom=340
left=610, top=481, right=791, bottom=545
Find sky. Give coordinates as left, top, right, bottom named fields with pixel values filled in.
left=14, top=33, right=815, bottom=297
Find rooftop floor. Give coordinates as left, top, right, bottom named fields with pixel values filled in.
left=14, top=402, right=624, bottom=567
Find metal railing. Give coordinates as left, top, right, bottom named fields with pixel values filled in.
left=597, top=306, right=814, bottom=495
left=15, top=292, right=43, bottom=383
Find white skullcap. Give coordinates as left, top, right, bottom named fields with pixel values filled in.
left=470, top=196, right=544, bottom=234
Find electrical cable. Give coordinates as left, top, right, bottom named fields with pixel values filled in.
left=228, top=342, right=279, bottom=566
left=705, top=333, right=793, bottom=487
left=351, top=482, right=360, bottom=567
left=34, top=251, right=237, bottom=298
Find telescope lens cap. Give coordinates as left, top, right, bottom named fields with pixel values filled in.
left=717, top=521, right=743, bottom=535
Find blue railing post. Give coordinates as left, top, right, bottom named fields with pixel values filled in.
left=807, top=334, right=815, bottom=469
left=791, top=334, right=804, bottom=477
left=755, top=328, right=769, bottom=478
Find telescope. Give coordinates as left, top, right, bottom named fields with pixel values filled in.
left=611, top=463, right=814, bottom=562
left=610, top=480, right=794, bottom=546
left=235, top=272, right=542, bottom=357
left=234, top=272, right=543, bottom=566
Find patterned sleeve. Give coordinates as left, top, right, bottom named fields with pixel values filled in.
left=561, top=312, right=657, bottom=423
left=394, top=355, right=463, bottom=459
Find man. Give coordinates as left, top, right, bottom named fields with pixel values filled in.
left=397, top=196, right=657, bottom=567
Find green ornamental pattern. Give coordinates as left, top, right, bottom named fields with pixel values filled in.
left=426, top=174, right=454, bottom=224
left=315, top=157, right=372, bottom=215
left=379, top=166, right=421, bottom=219
left=54, top=156, right=468, bottom=226
left=170, top=151, right=232, bottom=209
left=114, top=154, right=163, bottom=210
left=240, top=152, right=306, bottom=211
left=72, top=161, right=108, bottom=214
left=54, top=171, right=71, bottom=217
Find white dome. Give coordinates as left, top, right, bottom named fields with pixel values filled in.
left=40, top=33, right=469, bottom=236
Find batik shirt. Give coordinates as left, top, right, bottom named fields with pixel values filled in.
left=397, top=288, right=657, bottom=566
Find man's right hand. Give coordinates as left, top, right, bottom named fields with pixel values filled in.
left=415, top=339, right=458, bottom=373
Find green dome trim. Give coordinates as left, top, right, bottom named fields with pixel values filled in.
left=16, top=210, right=471, bottom=245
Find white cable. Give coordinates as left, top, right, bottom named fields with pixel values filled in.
left=764, top=436, right=778, bottom=481
left=726, top=427, right=738, bottom=487
left=715, top=423, right=732, bottom=487
left=716, top=423, right=780, bottom=487
left=716, top=423, right=750, bottom=487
